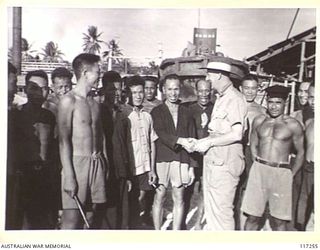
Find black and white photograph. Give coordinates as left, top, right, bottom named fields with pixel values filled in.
left=3, top=4, right=318, bottom=247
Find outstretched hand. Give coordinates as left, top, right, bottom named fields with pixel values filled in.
left=178, top=137, right=197, bottom=153
left=193, top=138, right=212, bottom=153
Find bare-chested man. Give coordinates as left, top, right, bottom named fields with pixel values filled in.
left=297, top=83, right=314, bottom=230
left=58, top=53, right=107, bottom=229
left=241, top=85, right=304, bottom=231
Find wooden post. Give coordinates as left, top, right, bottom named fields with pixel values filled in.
left=12, top=7, right=22, bottom=74
left=298, top=42, right=306, bottom=82
left=290, top=81, right=296, bottom=114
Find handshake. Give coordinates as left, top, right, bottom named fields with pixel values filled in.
left=177, top=137, right=213, bottom=154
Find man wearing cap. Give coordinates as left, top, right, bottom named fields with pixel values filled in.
left=192, top=56, right=248, bottom=230
left=241, top=85, right=304, bottom=231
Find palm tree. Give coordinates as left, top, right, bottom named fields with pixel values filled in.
left=40, top=41, right=64, bottom=62
left=82, top=26, right=103, bottom=54
left=102, top=39, right=123, bottom=59
left=102, top=39, right=124, bottom=70
left=148, top=61, right=159, bottom=75
left=21, top=38, right=37, bottom=61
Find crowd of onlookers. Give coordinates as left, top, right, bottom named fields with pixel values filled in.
left=6, top=53, right=314, bottom=231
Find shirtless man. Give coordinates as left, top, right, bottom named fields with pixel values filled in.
left=241, top=85, right=304, bottom=231
left=297, top=83, right=314, bottom=230
left=58, top=53, right=107, bottom=229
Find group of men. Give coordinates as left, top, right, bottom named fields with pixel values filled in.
left=6, top=53, right=314, bottom=231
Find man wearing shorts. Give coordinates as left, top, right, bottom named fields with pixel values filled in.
left=58, top=53, right=107, bottom=229
left=151, top=74, right=196, bottom=230
left=113, top=75, right=158, bottom=229
left=242, top=85, right=304, bottom=231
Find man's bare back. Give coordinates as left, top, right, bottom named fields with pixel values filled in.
left=252, top=114, right=303, bottom=164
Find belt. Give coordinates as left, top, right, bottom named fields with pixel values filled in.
left=255, top=157, right=291, bottom=170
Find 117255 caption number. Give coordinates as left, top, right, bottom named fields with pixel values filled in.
left=300, top=244, right=319, bottom=249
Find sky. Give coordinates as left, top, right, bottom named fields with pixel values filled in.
left=7, top=8, right=316, bottom=65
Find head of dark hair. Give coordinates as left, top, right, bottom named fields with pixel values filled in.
left=72, top=53, right=100, bottom=80
left=8, top=61, right=17, bottom=75
left=195, top=78, right=210, bottom=89
left=51, top=67, right=73, bottom=82
left=160, top=74, right=180, bottom=92
left=126, top=75, right=145, bottom=89
left=25, top=70, right=48, bottom=86
left=102, top=71, right=122, bottom=88
left=241, top=74, right=259, bottom=84
left=142, top=75, right=159, bottom=85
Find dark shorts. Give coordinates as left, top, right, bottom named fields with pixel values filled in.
left=132, top=172, right=153, bottom=191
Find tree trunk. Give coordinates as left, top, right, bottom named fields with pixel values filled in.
left=12, top=7, right=22, bottom=74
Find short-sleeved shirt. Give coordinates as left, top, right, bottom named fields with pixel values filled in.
left=128, top=107, right=158, bottom=176
left=206, top=85, right=247, bottom=166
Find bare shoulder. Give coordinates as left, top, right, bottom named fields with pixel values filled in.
left=284, top=115, right=304, bottom=134
left=58, top=92, right=76, bottom=109
left=252, top=113, right=267, bottom=126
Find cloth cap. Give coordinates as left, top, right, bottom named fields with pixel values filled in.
left=266, top=85, right=290, bottom=99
